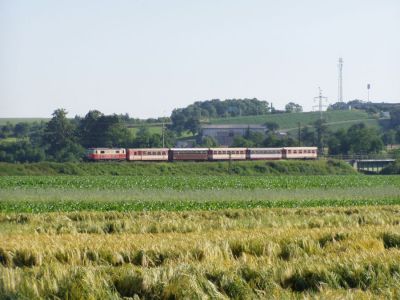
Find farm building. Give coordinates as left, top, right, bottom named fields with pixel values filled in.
left=201, top=124, right=267, bottom=146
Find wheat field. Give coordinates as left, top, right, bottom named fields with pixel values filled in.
left=1, top=206, right=400, bottom=299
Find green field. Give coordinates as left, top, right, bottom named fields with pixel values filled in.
left=0, top=118, right=49, bottom=125
left=210, top=110, right=379, bottom=131
left=2, top=173, right=400, bottom=299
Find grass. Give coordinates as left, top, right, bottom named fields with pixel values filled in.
left=0, top=159, right=356, bottom=176
left=209, top=110, right=378, bottom=130
left=1, top=206, right=400, bottom=298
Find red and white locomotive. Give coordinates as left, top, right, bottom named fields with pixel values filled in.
left=86, top=147, right=317, bottom=161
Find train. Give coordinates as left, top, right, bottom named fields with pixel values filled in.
left=85, top=147, right=318, bottom=161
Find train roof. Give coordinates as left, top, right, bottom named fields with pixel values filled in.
left=87, top=147, right=125, bottom=150
left=283, top=147, right=317, bottom=149
left=209, top=147, right=247, bottom=150
left=127, top=148, right=169, bottom=151
left=170, top=148, right=209, bottom=151
left=248, top=147, right=283, bottom=150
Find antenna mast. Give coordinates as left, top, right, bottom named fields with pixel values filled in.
left=313, top=87, right=328, bottom=120
left=338, top=57, right=343, bottom=102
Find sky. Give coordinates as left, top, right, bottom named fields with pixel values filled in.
left=0, top=0, right=399, bottom=118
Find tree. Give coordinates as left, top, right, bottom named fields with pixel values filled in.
left=327, top=129, right=349, bottom=155
left=300, top=127, right=316, bottom=146
left=198, top=136, right=218, bottom=147
left=43, top=109, right=83, bottom=161
left=0, top=122, right=13, bottom=138
left=285, top=102, right=303, bottom=113
left=232, top=136, right=254, bottom=147
left=78, top=111, right=132, bottom=147
left=185, top=116, right=201, bottom=135
left=383, top=130, right=396, bottom=148
left=78, top=110, right=104, bottom=147
left=390, top=107, right=400, bottom=128
left=14, top=122, right=30, bottom=138
left=346, top=123, right=383, bottom=154
left=264, top=121, right=279, bottom=132
left=134, top=126, right=152, bottom=147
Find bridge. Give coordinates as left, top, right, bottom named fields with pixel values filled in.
left=348, top=159, right=395, bottom=173
left=323, top=155, right=396, bottom=173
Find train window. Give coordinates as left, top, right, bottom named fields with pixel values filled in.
left=157, top=152, right=161, bottom=155
left=293, top=150, right=297, bottom=154
left=288, top=150, right=291, bottom=154
left=299, top=150, right=302, bottom=154
left=101, top=151, right=105, bottom=154
left=116, top=151, right=120, bottom=154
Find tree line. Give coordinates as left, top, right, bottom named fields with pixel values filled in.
left=0, top=109, right=177, bottom=163
left=1, top=98, right=400, bottom=162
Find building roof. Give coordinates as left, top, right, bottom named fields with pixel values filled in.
left=201, top=124, right=266, bottom=130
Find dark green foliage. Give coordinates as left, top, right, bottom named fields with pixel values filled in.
left=318, top=233, right=348, bottom=247
left=169, top=98, right=270, bottom=135
left=0, top=140, right=45, bottom=163
left=13, top=250, right=39, bottom=267
left=0, top=248, right=11, bottom=267
left=382, top=233, right=400, bottom=248
left=381, top=159, right=400, bottom=174
left=285, top=102, right=303, bottom=113
left=328, top=123, right=384, bottom=155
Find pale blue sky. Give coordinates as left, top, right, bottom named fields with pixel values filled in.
left=1, top=0, right=399, bottom=118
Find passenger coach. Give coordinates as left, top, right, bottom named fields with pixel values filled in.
left=169, top=148, right=209, bottom=161
left=208, top=148, right=247, bottom=160
left=247, top=148, right=282, bottom=160
left=127, top=148, right=168, bottom=161
left=282, top=147, right=317, bottom=159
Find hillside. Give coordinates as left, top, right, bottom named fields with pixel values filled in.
left=0, top=118, right=49, bottom=125
left=209, top=110, right=380, bottom=131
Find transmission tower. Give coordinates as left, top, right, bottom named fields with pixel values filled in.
left=313, top=87, right=328, bottom=119
left=338, top=57, right=343, bottom=102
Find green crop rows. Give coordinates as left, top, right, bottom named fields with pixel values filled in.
left=1, top=175, right=399, bottom=190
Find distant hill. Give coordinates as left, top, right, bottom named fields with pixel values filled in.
left=209, top=110, right=381, bottom=132
left=0, top=118, right=49, bottom=125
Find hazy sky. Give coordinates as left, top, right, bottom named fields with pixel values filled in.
left=1, top=0, right=399, bottom=118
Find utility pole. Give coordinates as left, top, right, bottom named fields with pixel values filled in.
left=313, top=87, right=328, bottom=120
left=162, top=120, right=165, bottom=148
left=298, top=122, right=301, bottom=146
left=162, top=110, right=166, bottom=148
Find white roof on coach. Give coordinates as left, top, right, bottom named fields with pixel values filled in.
left=170, top=148, right=209, bottom=151
left=283, top=147, right=317, bottom=150
left=209, top=148, right=247, bottom=151
left=248, top=148, right=283, bottom=151
left=127, top=148, right=168, bottom=151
